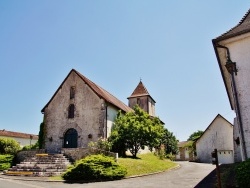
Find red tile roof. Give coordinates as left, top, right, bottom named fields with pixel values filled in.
left=128, top=81, right=155, bottom=102
left=41, top=69, right=133, bottom=113
left=0, top=130, right=38, bottom=139
left=214, top=9, right=250, bottom=41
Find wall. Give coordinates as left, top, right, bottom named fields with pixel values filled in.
left=0, top=136, right=38, bottom=148
left=226, top=36, right=250, bottom=159
left=106, top=105, right=119, bottom=137
left=43, top=71, right=105, bottom=153
left=61, top=147, right=117, bottom=161
left=196, top=116, right=233, bottom=163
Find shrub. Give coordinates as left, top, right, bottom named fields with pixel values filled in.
left=236, top=159, right=250, bottom=187
left=22, top=141, right=39, bottom=150
left=62, top=154, right=127, bottom=181
left=0, top=138, right=21, bottom=154
left=88, top=138, right=112, bottom=151
left=0, top=154, right=14, bottom=171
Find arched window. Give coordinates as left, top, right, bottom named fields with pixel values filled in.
left=68, top=104, right=75, bottom=118
left=70, top=87, right=75, bottom=99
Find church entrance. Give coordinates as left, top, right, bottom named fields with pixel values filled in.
left=64, top=128, right=78, bottom=148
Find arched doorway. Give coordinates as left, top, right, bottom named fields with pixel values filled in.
left=64, top=128, right=78, bottom=148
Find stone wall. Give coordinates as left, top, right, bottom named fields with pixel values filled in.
left=61, top=147, right=117, bottom=162
left=16, top=149, right=46, bottom=163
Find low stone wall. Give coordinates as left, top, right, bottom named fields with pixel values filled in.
left=61, top=147, right=117, bottom=162
left=16, top=149, right=46, bottom=163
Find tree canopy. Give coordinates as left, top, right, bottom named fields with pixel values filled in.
left=187, top=130, right=204, bottom=141
left=161, top=128, right=178, bottom=155
left=109, top=105, right=164, bottom=158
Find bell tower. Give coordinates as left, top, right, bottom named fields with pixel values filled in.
left=127, top=81, right=156, bottom=116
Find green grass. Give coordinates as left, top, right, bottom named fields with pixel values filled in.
left=117, top=153, right=177, bottom=177
left=52, top=152, right=177, bottom=180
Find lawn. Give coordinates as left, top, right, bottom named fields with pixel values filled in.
left=117, top=153, right=178, bottom=177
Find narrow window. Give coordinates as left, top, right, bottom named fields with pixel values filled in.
left=68, top=104, right=75, bottom=118
left=70, top=87, right=75, bottom=99
left=137, top=98, right=141, bottom=105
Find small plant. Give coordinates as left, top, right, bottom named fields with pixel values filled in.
left=88, top=138, right=112, bottom=151
left=0, top=154, right=14, bottom=171
left=62, top=154, right=127, bottom=181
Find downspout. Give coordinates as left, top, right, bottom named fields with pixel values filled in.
left=216, top=44, right=247, bottom=160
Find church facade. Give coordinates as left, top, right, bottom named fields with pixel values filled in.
left=41, top=69, right=156, bottom=153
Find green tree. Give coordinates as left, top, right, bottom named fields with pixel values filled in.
left=109, top=105, right=164, bottom=158
left=38, top=122, right=45, bottom=149
left=161, top=128, right=178, bottom=155
left=0, top=138, right=21, bottom=154
left=187, top=130, right=204, bottom=141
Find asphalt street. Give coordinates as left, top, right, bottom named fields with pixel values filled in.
left=0, top=161, right=216, bottom=188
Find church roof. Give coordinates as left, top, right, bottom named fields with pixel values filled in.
left=213, top=8, right=250, bottom=42
left=128, top=81, right=156, bottom=102
left=41, top=69, right=132, bottom=113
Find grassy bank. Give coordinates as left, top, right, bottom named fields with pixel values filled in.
left=118, top=153, right=177, bottom=177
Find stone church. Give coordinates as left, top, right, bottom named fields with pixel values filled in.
left=41, top=69, right=157, bottom=153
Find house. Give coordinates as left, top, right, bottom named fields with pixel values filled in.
left=0, top=129, right=38, bottom=148
left=41, top=69, right=158, bottom=153
left=196, top=114, right=233, bottom=164
left=212, top=8, right=250, bottom=161
left=175, top=141, right=195, bottom=161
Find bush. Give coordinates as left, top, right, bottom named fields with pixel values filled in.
left=0, top=155, right=14, bottom=171
left=88, top=138, right=112, bottom=151
left=0, top=138, right=21, bottom=154
left=22, top=141, right=39, bottom=150
left=236, top=159, right=250, bottom=187
left=62, top=154, right=127, bottom=181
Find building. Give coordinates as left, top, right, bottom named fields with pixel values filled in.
left=0, top=129, right=38, bottom=148
left=175, top=141, right=195, bottom=161
left=212, top=9, right=250, bottom=161
left=41, top=69, right=157, bottom=153
left=196, top=114, right=233, bottom=164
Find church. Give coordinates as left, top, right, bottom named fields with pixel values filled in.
left=41, top=69, right=157, bottom=153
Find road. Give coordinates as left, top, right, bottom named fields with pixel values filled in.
left=0, top=161, right=215, bottom=188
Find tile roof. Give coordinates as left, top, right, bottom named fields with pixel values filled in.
left=128, top=81, right=155, bottom=102
left=0, top=130, right=38, bottom=139
left=214, top=9, right=250, bottom=41
left=178, top=141, right=192, bottom=148
left=41, top=69, right=133, bottom=113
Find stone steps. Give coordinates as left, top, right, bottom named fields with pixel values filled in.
left=5, top=153, right=71, bottom=177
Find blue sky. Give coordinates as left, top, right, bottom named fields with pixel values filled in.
left=1, top=1, right=250, bottom=141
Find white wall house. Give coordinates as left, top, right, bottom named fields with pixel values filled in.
left=0, top=129, right=38, bottom=148
left=196, top=114, right=234, bottom=164
left=213, top=9, right=250, bottom=161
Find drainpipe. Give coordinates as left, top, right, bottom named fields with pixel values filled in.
left=216, top=44, right=247, bottom=160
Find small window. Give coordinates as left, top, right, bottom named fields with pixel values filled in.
left=70, top=87, right=75, bottom=99
left=68, top=104, right=75, bottom=118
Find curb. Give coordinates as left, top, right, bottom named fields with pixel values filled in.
left=0, top=163, right=180, bottom=182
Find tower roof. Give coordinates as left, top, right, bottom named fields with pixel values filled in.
left=128, top=81, right=155, bottom=102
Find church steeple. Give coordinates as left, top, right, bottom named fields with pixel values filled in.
left=128, top=81, right=156, bottom=116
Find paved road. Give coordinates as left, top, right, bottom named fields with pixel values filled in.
left=0, top=161, right=215, bottom=188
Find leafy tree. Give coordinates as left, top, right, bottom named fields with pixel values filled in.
left=161, top=128, right=178, bottom=155
left=109, top=105, right=164, bottom=158
left=38, top=122, right=45, bottom=149
left=0, top=138, right=21, bottom=154
left=187, top=130, right=204, bottom=141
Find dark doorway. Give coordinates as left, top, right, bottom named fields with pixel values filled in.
left=64, top=128, right=78, bottom=148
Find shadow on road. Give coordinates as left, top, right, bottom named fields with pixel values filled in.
left=194, top=168, right=217, bottom=188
